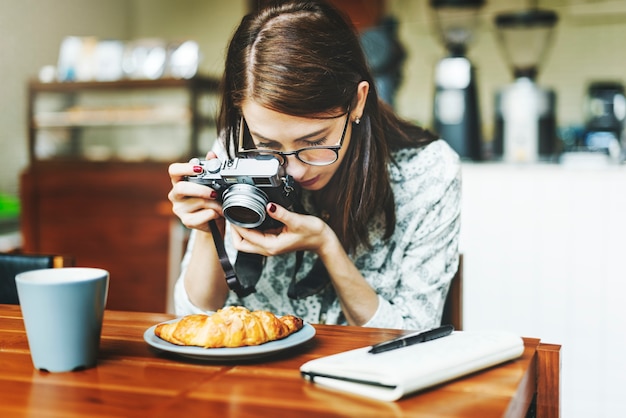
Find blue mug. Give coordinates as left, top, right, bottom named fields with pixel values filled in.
left=16, top=267, right=109, bottom=372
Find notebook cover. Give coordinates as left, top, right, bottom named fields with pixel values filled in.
left=300, top=330, right=525, bottom=402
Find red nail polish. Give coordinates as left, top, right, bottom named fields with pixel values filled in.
left=269, top=203, right=277, bottom=213
left=210, top=190, right=217, bottom=199
left=193, top=165, right=203, bottom=173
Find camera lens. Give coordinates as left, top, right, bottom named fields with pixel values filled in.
left=221, top=184, right=269, bottom=228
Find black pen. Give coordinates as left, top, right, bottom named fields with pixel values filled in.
left=368, top=324, right=454, bottom=354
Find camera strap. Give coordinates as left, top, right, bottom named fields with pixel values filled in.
left=208, top=220, right=331, bottom=300
left=208, top=220, right=257, bottom=298
left=286, top=253, right=331, bottom=299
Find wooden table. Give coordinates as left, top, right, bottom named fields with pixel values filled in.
left=0, top=304, right=560, bottom=417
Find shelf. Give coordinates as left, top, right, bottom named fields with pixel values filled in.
left=28, top=77, right=220, bottom=92
left=27, top=76, right=220, bottom=164
left=34, top=105, right=192, bottom=128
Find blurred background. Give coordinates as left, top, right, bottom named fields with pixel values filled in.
left=2, top=0, right=626, bottom=193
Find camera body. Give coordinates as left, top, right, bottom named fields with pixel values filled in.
left=187, top=157, right=299, bottom=230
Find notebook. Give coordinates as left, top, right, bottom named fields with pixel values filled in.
left=300, top=330, right=524, bottom=402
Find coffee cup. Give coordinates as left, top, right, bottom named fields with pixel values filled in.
left=16, top=267, right=109, bottom=372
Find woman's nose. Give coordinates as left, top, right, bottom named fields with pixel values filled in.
left=282, top=155, right=308, bottom=180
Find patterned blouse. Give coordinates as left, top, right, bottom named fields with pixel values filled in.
left=174, top=139, right=461, bottom=330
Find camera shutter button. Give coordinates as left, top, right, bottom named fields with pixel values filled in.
left=205, top=159, right=222, bottom=173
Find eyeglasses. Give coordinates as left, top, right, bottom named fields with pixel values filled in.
left=237, top=109, right=351, bottom=166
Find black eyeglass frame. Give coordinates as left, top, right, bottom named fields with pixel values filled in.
left=237, top=109, right=351, bottom=166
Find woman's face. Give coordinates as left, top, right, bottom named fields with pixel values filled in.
left=240, top=100, right=354, bottom=191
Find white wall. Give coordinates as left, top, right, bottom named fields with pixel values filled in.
left=130, top=0, right=247, bottom=76
left=460, top=163, right=626, bottom=418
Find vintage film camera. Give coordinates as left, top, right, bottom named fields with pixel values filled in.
left=187, top=157, right=299, bottom=230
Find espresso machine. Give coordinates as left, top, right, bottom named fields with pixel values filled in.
left=583, top=81, right=625, bottom=157
left=430, top=0, right=485, bottom=161
left=492, top=9, right=559, bottom=163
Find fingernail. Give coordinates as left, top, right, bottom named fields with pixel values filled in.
left=269, top=203, right=277, bottom=213
left=193, top=165, right=203, bottom=173
left=210, top=190, right=217, bottom=199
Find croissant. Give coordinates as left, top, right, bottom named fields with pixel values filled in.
left=154, top=306, right=304, bottom=348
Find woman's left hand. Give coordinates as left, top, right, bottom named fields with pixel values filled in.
left=230, top=203, right=331, bottom=256
left=232, top=201, right=380, bottom=327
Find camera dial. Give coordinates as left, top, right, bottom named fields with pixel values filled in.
left=203, top=159, right=222, bottom=174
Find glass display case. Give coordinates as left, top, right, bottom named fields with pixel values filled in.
left=28, top=77, right=219, bottom=164
left=21, top=77, right=219, bottom=313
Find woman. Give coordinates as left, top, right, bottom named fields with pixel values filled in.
left=168, top=0, right=461, bottom=330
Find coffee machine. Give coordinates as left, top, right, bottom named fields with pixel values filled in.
left=583, top=81, right=625, bottom=157
left=492, top=9, right=559, bottom=163
left=430, top=0, right=485, bottom=161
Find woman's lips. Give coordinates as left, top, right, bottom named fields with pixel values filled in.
left=298, top=175, right=319, bottom=188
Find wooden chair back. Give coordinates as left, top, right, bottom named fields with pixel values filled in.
left=442, top=254, right=463, bottom=330
left=0, top=253, right=74, bottom=304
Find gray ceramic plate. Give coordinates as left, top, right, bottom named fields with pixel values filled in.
left=144, top=318, right=316, bottom=360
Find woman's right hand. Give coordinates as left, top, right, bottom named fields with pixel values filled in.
left=168, top=151, right=224, bottom=233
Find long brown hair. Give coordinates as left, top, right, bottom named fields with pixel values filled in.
left=218, top=0, right=438, bottom=253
